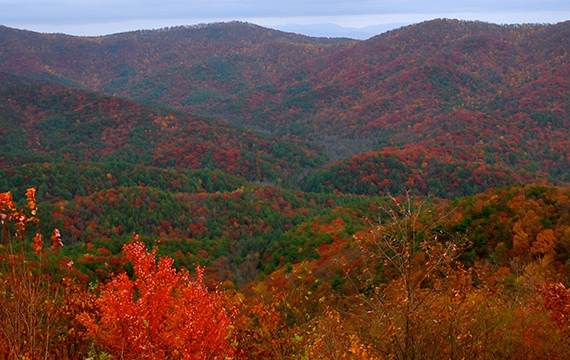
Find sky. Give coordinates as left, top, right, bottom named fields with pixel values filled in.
left=2, top=0, right=570, bottom=39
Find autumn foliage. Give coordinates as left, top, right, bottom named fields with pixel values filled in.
left=81, top=240, right=233, bottom=359
left=0, top=189, right=65, bottom=359
left=1, top=17, right=570, bottom=360
left=4, top=186, right=570, bottom=358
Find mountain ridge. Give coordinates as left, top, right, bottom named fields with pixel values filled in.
left=0, top=73, right=324, bottom=187
left=1, top=18, right=569, bottom=197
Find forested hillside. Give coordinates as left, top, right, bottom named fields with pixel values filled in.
left=1, top=19, right=570, bottom=359
left=1, top=19, right=569, bottom=193
left=1, top=20, right=568, bottom=140
left=0, top=73, right=323, bottom=186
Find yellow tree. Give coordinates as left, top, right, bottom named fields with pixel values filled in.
left=345, top=194, right=468, bottom=359
left=0, top=189, right=64, bottom=359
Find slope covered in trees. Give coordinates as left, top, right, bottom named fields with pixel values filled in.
left=5, top=185, right=570, bottom=358
left=1, top=19, right=568, bottom=194
left=1, top=18, right=570, bottom=358
left=1, top=20, right=568, bottom=139
left=0, top=74, right=323, bottom=186
left=0, top=22, right=350, bottom=116
left=301, top=139, right=563, bottom=199
left=235, top=185, right=570, bottom=359
left=41, top=183, right=371, bottom=284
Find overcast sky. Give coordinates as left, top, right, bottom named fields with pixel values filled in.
left=2, top=0, right=570, bottom=39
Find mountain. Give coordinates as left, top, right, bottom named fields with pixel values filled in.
left=0, top=71, right=355, bottom=285
left=0, top=72, right=323, bottom=186
left=1, top=20, right=567, bottom=134
left=2, top=19, right=570, bottom=359
left=1, top=19, right=569, bottom=197
left=1, top=18, right=570, bottom=267
left=0, top=22, right=350, bottom=109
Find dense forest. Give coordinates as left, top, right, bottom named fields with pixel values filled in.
left=1, top=19, right=570, bottom=359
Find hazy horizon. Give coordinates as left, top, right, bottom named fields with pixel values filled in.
left=1, top=0, right=569, bottom=39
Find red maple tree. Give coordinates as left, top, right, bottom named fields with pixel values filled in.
left=81, top=240, right=233, bottom=359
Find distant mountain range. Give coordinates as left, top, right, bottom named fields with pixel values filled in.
left=1, top=19, right=569, bottom=199
left=271, top=22, right=408, bottom=39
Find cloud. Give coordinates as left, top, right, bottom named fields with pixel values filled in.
left=3, top=0, right=570, bottom=21
left=1, top=0, right=569, bottom=36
